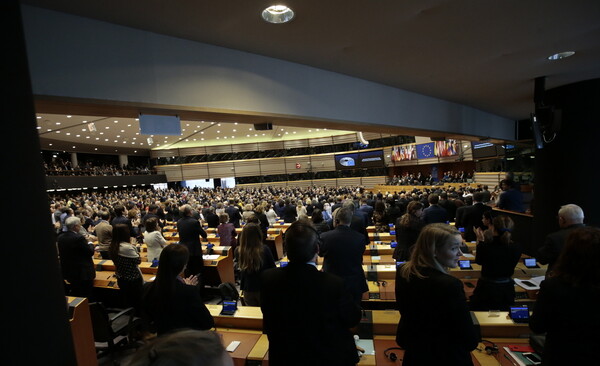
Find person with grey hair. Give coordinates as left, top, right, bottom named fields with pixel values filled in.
left=126, top=329, right=232, bottom=366
left=538, top=204, right=585, bottom=272
left=57, top=216, right=96, bottom=299
left=341, top=200, right=369, bottom=243
left=177, top=204, right=208, bottom=278
left=319, top=207, right=369, bottom=305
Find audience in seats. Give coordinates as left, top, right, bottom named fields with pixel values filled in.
left=469, top=216, right=522, bottom=311
left=142, top=245, right=214, bottom=335
left=537, top=204, right=585, bottom=273
left=530, top=227, right=600, bottom=366
left=235, top=223, right=276, bottom=306
left=261, top=220, right=362, bottom=366
left=395, top=224, right=478, bottom=365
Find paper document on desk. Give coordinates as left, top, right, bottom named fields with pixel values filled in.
left=515, top=276, right=545, bottom=290
left=203, top=254, right=220, bottom=260
left=462, top=253, right=475, bottom=259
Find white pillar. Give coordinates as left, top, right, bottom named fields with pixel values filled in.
left=70, top=152, right=78, bottom=168
left=119, top=154, right=128, bottom=168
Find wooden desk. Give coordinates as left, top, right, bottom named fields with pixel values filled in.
left=217, top=331, right=262, bottom=366
left=364, top=244, right=395, bottom=256
left=208, top=304, right=264, bottom=331
left=265, top=233, right=284, bottom=260
left=363, top=255, right=395, bottom=265
left=67, top=297, right=97, bottom=366
left=369, top=232, right=396, bottom=242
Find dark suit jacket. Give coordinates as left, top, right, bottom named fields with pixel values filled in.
left=282, top=204, right=297, bottom=223
left=395, top=266, right=478, bottom=366
left=359, top=204, right=374, bottom=225
left=456, top=203, right=492, bottom=242
left=111, top=215, right=135, bottom=237
left=537, top=224, right=585, bottom=272
left=530, top=277, right=600, bottom=366
left=350, top=214, right=370, bottom=244
left=261, top=263, right=362, bottom=366
left=142, top=280, right=214, bottom=335
left=177, top=216, right=207, bottom=257
left=57, top=231, right=96, bottom=282
left=225, top=205, right=242, bottom=227
left=205, top=212, right=220, bottom=228
left=421, top=204, right=448, bottom=224
left=319, top=225, right=368, bottom=299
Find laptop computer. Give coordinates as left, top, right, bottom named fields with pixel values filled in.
left=459, top=260, right=473, bottom=270
left=509, top=305, right=530, bottom=323
left=220, top=300, right=238, bottom=316
left=524, top=258, right=540, bottom=268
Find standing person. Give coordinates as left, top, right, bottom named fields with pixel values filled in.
left=393, top=201, right=424, bottom=261
left=420, top=194, right=448, bottom=224
left=265, top=204, right=278, bottom=226
left=253, top=205, right=270, bottom=239
left=142, top=245, right=214, bottom=335
left=108, top=224, right=143, bottom=314
left=143, top=217, right=166, bottom=264
left=319, top=207, right=368, bottom=305
left=225, top=200, right=242, bottom=228
left=372, top=200, right=389, bottom=233
left=111, top=204, right=135, bottom=238
left=395, top=223, right=478, bottom=365
left=537, top=204, right=585, bottom=272
left=261, top=221, right=362, bottom=366
left=177, top=204, right=208, bottom=278
left=470, top=216, right=521, bottom=311
left=496, top=179, right=524, bottom=213
left=57, top=216, right=96, bottom=299
left=530, top=227, right=600, bottom=366
left=455, top=192, right=492, bottom=242
left=217, top=213, right=237, bottom=249
left=204, top=206, right=220, bottom=228
left=235, top=223, right=275, bottom=306
left=310, top=209, right=330, bottom=234
left=282, top=199, right=297, bottom=223
left=93, top=211, right=112, bottom=259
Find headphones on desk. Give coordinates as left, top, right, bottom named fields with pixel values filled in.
left=384, top=347, right=403, bottom=362
left=479, top=339, right=499, bottom=355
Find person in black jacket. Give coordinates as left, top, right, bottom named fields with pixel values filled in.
left=57, top=216, right=96, bottom=299
left=530, top=227, right=600, bottom=366
left=204, top=206, right=220, bottom=228
left=393, top=201, right=424, bottom=261
left=261, top=221, right=362, bottom=366
left=537, top=204, right=585, bottom=273
left=395, top=223, right=478, bottom=366
left=455, top=192, right=492, bottom=242
left=142, top=244, right=214, bottom=335
left=177, top=204, right=208, bottom=278
left=469, top=215, right=521, bottom=311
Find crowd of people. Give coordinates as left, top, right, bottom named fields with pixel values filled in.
left=45, top=158, right=154, bottom=176
left=387, top=170, right=474, bottom=185
left=50, top=182, right=595, bottom=366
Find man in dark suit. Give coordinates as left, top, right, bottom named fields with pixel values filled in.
left=455, top=192, right=492, bottom=242
left=358, top=198, right=374, bottom=226
left=177, top=204, right=208, bottom=277
left=538, top=204, right=585, bottom=272
left=320, top=207, right=368, bottom=305
left=141, top=203, right=163, bottom=229
left=225, top=200, right=242, bottom=227
left=111, top=204, right=135, bottom=238
left=57, top=216, right=96, bottom=299
left=281, top=199, right=297, bottom=223
left=342, top=200, right=370, bottom=244
left=261, top=221, right=362, bottom=366
left=421, top=194, right=448, bottom=224
left=204, top=206, right=220, bottom=228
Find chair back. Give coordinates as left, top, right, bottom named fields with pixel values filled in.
left=88, top=302, right=113, bottom=342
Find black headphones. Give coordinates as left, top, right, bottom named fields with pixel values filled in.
left=480, top=339, right=499, bottom=355
left=383, top=347, right=403, bottom=362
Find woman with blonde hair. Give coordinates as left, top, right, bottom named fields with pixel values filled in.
left=395, top=223, right=478, bottom=365
left=235, top=223, right=275, bottom=306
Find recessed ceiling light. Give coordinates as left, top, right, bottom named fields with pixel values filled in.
left=216, top=137, right=220, bottom=139
left=127, top=124, right=131, bottom=127
left=233, top=129, right=237, bottom=132
left=83, top=120, right=87, bottom=123
left=36, top=126, right=41, bottom=130
left=49, top=143, right=52, bottom=146
left=100, top=132, right=104, bottom=135
left=47, top=129, right=52, bottom=132
left=94, top=148, right=97, bottom=150
left=217, top=130, right=220, bottom=133
left=117, top=135, right=121, bottom=138
left=201, top=138, right=204, bottom=141
left=105, top=126, right=110, bottom=129
left=76, top=135, right=80, bottom=137
left=114, top=120, right=118, bottom=123
left=201, top=132, right=204, bottom=134
left=72, top=146, right=75, bottom=148
left=56, top=131, right=60, bottom=133
left=55, top=122, right=61, bottom=125
left=218, top=123, right=221, bottom=127
left=261, top=5, right=295, bottom=24
left=36, top=116, right=41, bottom=119
left=234, top=122, right=238, bottom=125
left=67, top=115, right=72, bottom=118
left=86, top=136, right=90, bottom=139
left=548, top=51, right=575, bottom=60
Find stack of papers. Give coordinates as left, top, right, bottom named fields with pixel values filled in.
left=202, top=254, right=220, bottom=260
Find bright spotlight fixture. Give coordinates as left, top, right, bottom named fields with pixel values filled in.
left=547, top=51, right=575, bottom=61
left=262, top=5, right=295, bottom=24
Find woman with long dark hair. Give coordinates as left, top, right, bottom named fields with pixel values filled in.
left=142, top=244, right=214, bottom=335
left=372, top=200, right=389, bottom=233
left=469, top=215, right=521, bottom=311
left=530, top=227, right=600, bottom=366
left=108, top=224, right=143, bottom=314
left=236, top=223, right=275, bottom=306
left=393, top=201, right=424, bottom=261
left=395, top=224, right=478, bottom=365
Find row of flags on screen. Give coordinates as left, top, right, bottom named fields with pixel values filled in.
left=391, top=140, right=458, bottom=162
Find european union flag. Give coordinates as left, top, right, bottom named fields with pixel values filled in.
left=417, top=142, right=435, bottom=159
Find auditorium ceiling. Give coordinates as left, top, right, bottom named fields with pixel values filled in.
left=24, top=0, right=600, bottom=154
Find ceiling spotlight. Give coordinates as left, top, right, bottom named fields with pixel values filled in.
left=547, top=51, right=575, bottom=60
left=261, top=5, right=295, bottom=24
